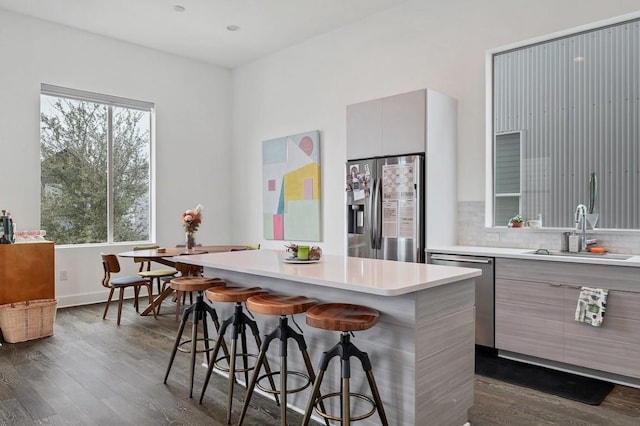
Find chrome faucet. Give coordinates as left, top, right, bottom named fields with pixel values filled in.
left=575, top=204, right=587, bottom=251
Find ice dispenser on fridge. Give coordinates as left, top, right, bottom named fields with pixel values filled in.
left=347, top=204, right=365, bottom=234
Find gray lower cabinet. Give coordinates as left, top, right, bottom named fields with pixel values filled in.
left=563, top=288, right=640, bottom=378
left=495, top=277, right=564, bottom=362
left=495, top=258, right=640, bottom=380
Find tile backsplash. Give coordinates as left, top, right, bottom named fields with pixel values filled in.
left=458, top=201, right=640, bottom=255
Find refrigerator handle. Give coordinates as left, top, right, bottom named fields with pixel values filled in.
left=375, top=176, right=382, bottom=249
left=368, top=177, right=377, bottom=250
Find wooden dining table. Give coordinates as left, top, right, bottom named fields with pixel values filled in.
left=117, top=245, right=249, bottom=316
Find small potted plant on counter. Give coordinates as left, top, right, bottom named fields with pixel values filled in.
left=509, top=214, right=524, bottom=228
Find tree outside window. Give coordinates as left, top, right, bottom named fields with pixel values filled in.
left=40, top=87, right=152, bottom=245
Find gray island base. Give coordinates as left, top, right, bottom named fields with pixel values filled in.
left=179, top=249, right=480, bottom=426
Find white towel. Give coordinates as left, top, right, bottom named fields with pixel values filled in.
left=575, top=287, right=608, bottom=327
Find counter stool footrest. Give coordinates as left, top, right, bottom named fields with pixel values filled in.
left=256, top=370, right=311, bottom=395
left=314, top=391, right=377, bottom=422
left=177, top=337, right=217, bottom=354
left=213, top=353, right=258, bottom=373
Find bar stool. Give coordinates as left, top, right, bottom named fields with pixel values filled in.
left=160, top=262, right=203, bottom=320
left=237, top=294, right=319, bottom=426
left=301, top=303, right=388, bottom=426
left=199, top=286, right=278, bottom=424
left=163, top=276, right=227, bottom=398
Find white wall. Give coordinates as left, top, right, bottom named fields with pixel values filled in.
left=0, top=10, right=232, bottom=307
left=230, top=0, right=640, bottom=255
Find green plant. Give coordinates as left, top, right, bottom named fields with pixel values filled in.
left=588, top=172, right=597, bottom=214
left=511, top=214, right=523, bottom=223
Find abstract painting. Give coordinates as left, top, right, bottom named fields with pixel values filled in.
left=263, top=130, right=321, bottom=241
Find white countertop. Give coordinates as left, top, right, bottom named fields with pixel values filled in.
left=428, top=245, right=640, bottom=267
left=175, top=249, right=481, bottom=296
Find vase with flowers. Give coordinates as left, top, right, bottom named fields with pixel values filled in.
left=182, top=204, right=203, bottom=251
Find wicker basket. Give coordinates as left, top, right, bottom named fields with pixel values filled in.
left=0, top=299, right=57, bottom=343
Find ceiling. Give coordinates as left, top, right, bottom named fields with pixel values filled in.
left=0, top=0, right=407, bottom=68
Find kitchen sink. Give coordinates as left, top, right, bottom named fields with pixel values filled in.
left=526, top=249, right=633, bottom=260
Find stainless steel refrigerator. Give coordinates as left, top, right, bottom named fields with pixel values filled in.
left=346, top=154, right=424, bottom=263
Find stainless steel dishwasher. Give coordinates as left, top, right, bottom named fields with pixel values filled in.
left=428, top=253, right=495, bottom=348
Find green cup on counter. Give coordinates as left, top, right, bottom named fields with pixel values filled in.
left=297, top=245, right=310, bottom=260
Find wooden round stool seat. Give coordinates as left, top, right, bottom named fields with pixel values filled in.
left=169, top=276, right=225, bottom=293
left=247, top=294, right=317, bottom=316
left=205, top=286, right=266, bottom=303
left=306, top=303, right=380, bottom=332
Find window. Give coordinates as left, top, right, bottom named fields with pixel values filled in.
left=494, top=132, right=521, bottom=226
left=490, top=18, right=640, bottom=229
left=40, top=84, right=153, bottom=245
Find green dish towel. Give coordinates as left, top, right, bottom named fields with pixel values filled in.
left=575, top=287, right=608, bottom=327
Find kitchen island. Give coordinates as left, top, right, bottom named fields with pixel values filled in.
left=178, top=249, right=481, bottom=426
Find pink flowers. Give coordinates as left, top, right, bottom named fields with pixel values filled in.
left=182, top=204, right=203, bottom=233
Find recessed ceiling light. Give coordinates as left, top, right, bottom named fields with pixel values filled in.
left=226, top=25, right=240, bottom=32
left=173, top=5, right=186, bottom=12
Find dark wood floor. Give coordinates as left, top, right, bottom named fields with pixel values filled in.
left=1, top=301, right=639, bottom=425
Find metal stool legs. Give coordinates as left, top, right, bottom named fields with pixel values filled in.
left=199, top=302, right=278, bottom=424
left=302, top=332, right=388, bottom=426
left=238, top=315, right=316, bottom=426
left=163, top=291, right=227, bottom=398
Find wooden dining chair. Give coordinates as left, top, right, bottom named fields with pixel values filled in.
left=101, top=254, right=156, bottom=325
left=133, top=245, right=178, bottom=295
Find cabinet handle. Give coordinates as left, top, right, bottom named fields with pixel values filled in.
left=429, top=254, right=492, bottom=264
left=567, top=285, right=581, bottom=289
left=548, top=283, right=562, bottom=287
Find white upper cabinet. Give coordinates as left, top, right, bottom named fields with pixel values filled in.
left=381, top=89, right=426, bottom=156
left=347, top=89, right=426, bottom=159
left=346, top=98, right=382, bottom=160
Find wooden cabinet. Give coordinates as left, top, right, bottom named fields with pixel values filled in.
left=495, top=258, right=640, bottom=379
left=495, top=277, right=564, bottom=362
left=0, top=242, right=55, bottom=304
left=346, top=89, right=428, bottom=159
left=564, top=289, right=640, bottom=378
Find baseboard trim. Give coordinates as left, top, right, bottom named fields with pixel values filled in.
left=57, top=292, right=119, bottom=309
left=499, top=350, right=640, bottom=389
